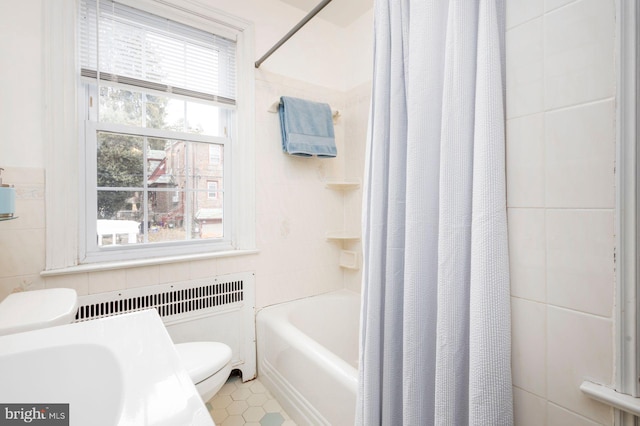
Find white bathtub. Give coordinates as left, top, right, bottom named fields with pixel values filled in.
left=256, top=290, right=360, bottom=426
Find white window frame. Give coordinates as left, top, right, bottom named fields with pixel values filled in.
left=581, top=1, right=640, bottom=423
left=43, top=0, right=255, bottom=272
left=82, top=120, right=232, bottom=262
left=616, top=0, right=638, bottom=397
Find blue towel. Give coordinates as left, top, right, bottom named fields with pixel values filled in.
left=278, top=96, right=337, bottom=158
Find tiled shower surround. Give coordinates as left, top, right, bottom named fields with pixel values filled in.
left=506, top=0, right=616, bottom=424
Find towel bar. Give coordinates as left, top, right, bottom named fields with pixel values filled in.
left=268, top=99, right=341, bottom=121
left=581, top=380, right=640, bottom=417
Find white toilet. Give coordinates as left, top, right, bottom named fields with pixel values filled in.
left=175, top=341, right=232, bottom=402
left=0, top=288, right=232, bottom=402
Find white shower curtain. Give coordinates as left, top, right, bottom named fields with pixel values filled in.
left=357, top=0, right=512, bottom=425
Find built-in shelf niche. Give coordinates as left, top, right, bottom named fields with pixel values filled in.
left=325, top=177, right=361, bottom=269
left=325, top=232, right=361, bottom=241
left=324, top=178, right=361, bottom=191
left=339, top=250, right=359, bottom=270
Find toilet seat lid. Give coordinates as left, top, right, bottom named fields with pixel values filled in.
left=0, top=288, right=78, bottom=336
left=175, top=341, right=232, bottom=384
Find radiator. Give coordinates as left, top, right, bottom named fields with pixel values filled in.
left=75, top=271, right=256, bottom=382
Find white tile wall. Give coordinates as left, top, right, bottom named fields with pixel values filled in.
left=506, top=0, right=616, bottom=424
left=547, top=403, right=603, bottom=426
left=508, top=209, right=546, bottom=303
left=506, top=17, right=544, bottom=119
left=546, top=210, right=614, bottom=317
left=253, top=73, right=346, bottom=307
left=511, top=298, right=546, bottom=396
left=545, top=100, right=615, bottom=209
left=44, top=273, right=89, bottom=296
left=88, top=269, right=126, bottom=294
left=124, top=266, right=160, bottom=290
left=507, top=113, right=545, bottom=207
left=547, top=307, right=613, bottom=424
left=157, top=262, right=190, bottom=285
left=0, top=230, right=46, bottom=278
left=544, top=0, right=576, bottom=13
left=543, top=0, right=615, bottom=110
left=513, top=387, right=547, bottom=426
left=0, top=167, right=46, bottom=300
left=343, top=82, right=370, bottom=293
left=506, top=0, right=544, bottom=30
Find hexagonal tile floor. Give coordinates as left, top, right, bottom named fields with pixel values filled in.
left=206, top=373, right=296, bottom=426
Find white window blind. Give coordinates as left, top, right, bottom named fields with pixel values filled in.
left=79, top=0, right=237, bottom=104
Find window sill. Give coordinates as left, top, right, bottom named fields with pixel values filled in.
left=580, top=380, right=640, bottom=417
left=40, top=249, right=259, bottom=277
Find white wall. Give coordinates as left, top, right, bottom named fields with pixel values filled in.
left=506, top=0, right=616, bottom=424
left=0, top=0, right=44, bottom=168
left=212, top=0, right=371, bottom=92
left=0, top=0, right=47, bottom=297
left=344, top=8, right=374, bottom=90
left=0, top=0, right=372, bottom=309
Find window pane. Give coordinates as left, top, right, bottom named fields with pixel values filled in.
left=97, top=190, right=142, bottom=220
left=147, top=138, right=177, bottom=189
left=146, top=94, right=185, bottom=131
left=97, top=190, right=141, bottom=246
left=188, top=142, right=224, bottom=239
left=186, top=101, right=223, bottom=136
left=94, top=135, right=225, bottom=247
left=146, top=190, right=187, bottom=243
left=188, top=141, right=224, bottom=182
left=145, top=93, right=225, bottom=137
left=97, top=132, right=144, bottom=188
left=194, top=191, right=224, bottom=239
left=144, top=190, right=223, bottom=242
left=99, top=87, right=143, bottom=126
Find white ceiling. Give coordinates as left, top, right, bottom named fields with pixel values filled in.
left=278, top=0, right=373, bottom=28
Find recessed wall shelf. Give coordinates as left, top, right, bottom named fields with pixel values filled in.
left=324, top=178, right=361, bottom=190
left=326, top=232, right=361, bottom=241
left=339, top=250, right=359, bottom=269
left=325, top=177, right=361, bottom=270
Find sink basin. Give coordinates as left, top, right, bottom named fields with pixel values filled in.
left=0, top=309, right=214, bottom=426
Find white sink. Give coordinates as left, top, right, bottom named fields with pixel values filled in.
left=0, top=309, right=214, bottom=426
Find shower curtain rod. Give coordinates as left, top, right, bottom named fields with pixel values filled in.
left=254, top=0, right=333, bottom=68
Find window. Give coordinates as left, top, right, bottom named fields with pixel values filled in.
left=78, top=0, right=247, bottom=263
left=207, top=181, right=218, bottom=199
left=209, top=144, right=222, bottom=164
